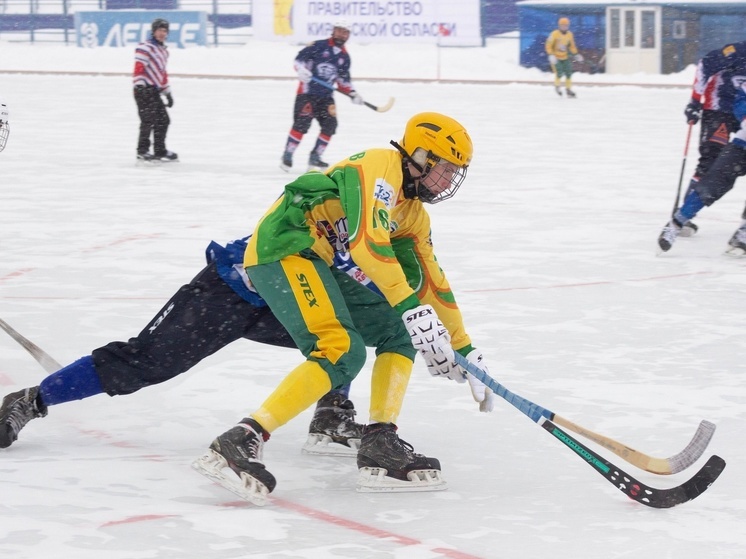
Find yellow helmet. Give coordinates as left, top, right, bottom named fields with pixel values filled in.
left=401, top=112, right=473, bottom=167
left=558, top=17, right=570, bottom=28
left=396, top=112, right=473, bottom=203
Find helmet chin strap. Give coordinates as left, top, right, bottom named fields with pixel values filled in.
left=390, top=140, right=422, bottom=200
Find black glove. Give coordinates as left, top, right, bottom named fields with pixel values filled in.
left=165, top=93, right=174, bottom=108
left=684, top=99, right=702, bottom=124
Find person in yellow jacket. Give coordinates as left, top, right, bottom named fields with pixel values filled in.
left=545, top=17, right=583, bottom=97
left=193, top=113, right=497, bottom=503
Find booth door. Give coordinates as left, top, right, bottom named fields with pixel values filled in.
left=605, top=6, right=661, bottom=74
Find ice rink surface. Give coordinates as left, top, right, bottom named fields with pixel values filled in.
left=1, top=39, right=745, bottom=558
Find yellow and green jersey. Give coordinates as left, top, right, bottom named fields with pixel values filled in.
left=244, top=148, right=471, bottom=351
left=545, top=29, right=578, bottom=61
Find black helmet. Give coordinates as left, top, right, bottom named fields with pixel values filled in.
left=151, top=18, right=169, bottom=34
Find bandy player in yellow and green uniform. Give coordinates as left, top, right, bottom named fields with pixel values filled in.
left=545, top=17, right=583, bottom=98
left=195, top=113, right=497, bottom=501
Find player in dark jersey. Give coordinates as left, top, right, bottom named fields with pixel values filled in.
left=280, top=21, right=364, bottom=172
left=660, top=41, right=746, bottom=247
left=658, top=43, right=746, bottom=256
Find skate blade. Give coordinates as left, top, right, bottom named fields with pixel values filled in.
left=725, top=246, right=746, bottom=258
left=301, top=433, right=360, bottom=457
left=191, top=450, right=270, bottom=506
left=355, top=467, right=447, bottom=493
left=279, top=162, right=292, bottom=172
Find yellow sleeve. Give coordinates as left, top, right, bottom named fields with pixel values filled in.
left=569, top=32, right=578, bottom=55
left=391, top=203, right=471, bottom=350
left=545, top=31, right=556, bottom=55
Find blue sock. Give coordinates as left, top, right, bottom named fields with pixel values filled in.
left=335, top=383, right=351, bottom=399
left=38, top=355, right=104, bottom=406
left=676, top=190, right=705, bottom=222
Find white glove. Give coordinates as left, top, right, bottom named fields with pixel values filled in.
left=461, top=349, right=496, bottom=413
left=350, top=92, right=364, bottom=105
left=574, top=53, right=584, bottom=62
left=402, top=304, right=458, bottom=378
left=423, top=350, right=465, bottom=383
left=548, top=54, right=558, bottom=65
left=296, top=65, right=313, bottom=83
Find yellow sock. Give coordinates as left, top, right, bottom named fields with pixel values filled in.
left=566, top=78, right=573, bottom=89
left=369, top=353, right=413, bottom=424
left=251, top=361, right=332, bottom=433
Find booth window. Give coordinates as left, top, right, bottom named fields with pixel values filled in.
left=610, top=9, right=620, bottom=48
left=624, top=10, right=635, bottom=47
left=641, top=11, right=655, bottom=48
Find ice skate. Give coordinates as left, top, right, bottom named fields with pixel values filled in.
left=0, top=386, right=47, bottom=449
left=555, top=86, right=563, bottom=97
left=280, top=151, right=293, bottom=172
left=725, top=223, right=746, bottom=257
left=192, top=419, right=276, bottom=506
left=679, top=220, right=699, bottom=237
left=566, top=88, right=577, bottom=98
left=308, top=151, right=329, bottom=172
left=657, top=219, right=682, bottom=254
left=302, top=393, right=363, bottom=457
left=136, top=152, right=155, bottom=162
left=153, top=150, right=178, bottom=162
left=356, top=423, right=446, bottom=492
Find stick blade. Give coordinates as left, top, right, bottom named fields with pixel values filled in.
left=0, top=318, right=62, bottom=373
left=645, top=455, right=726, bottom=509
left=375, top=97, right=395, bottom=113
left=665, top=420, right=716, bottom=474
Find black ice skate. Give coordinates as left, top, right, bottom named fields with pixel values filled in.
left=191, top=418, right=276, bottom=506
left=153, top=150, right=178, bottom=162
left=566, top=88, right=577, bottom=98
left=657, top=218, right=683, bottom=254
left=308, top=152, right=329, bottom=172
left=0, top=386, right=47, bottom=449
left=280, top=151, right=293, bottom=172
left=555, top=86, right=563, bottom=97
left=136, top=152, right=155, bottom=162
left=356, top=422, right=446, bottom=492
left=302, top=393, right=363, bottom=457
left=725, top=223, right=746, bottom=257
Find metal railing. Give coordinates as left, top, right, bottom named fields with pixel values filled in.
left=0, top=0, right=252, bottom=45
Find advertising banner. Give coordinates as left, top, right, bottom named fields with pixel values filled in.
left=75, top=10, right=207, bottom=48
left=254, top=1, right=482, bottom=46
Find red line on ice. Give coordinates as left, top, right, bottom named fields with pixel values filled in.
left=270, top=497, right=485, bottom=559
left=79, top=233, right=164, bottom=253
left=0, top=268, right=36, bottom=284
left=100, top=514, right=179, bottom=527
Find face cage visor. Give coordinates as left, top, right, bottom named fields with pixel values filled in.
left=416, top=152, right=468, bottom=204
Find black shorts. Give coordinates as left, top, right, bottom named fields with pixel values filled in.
left=92, top=262, right=294, bottom=396
left=292, top=94, right=338, bottom=136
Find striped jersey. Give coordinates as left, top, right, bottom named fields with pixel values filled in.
left=244, top=149, right=471, bottom=351
left=133, top=37, right=171, bottom=94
